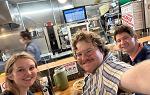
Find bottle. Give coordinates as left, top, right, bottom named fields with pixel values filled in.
left=53, top=66, right=69, bottom=91
left=43, top=86, right=50, bottom=95
left=2, top=53, right=7, bottom=61
left=41, top=76, right=54, bottom=95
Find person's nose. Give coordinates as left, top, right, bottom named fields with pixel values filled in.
left=26, top=69, right=32, bottom=75
left=81, top=53, right=88, bottom=61
left=120, top=39, right=125, bottom=45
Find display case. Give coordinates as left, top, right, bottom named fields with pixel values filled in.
left=67, top=22, right=89, bottom=49
left=67, top=22, right=89, bottom=36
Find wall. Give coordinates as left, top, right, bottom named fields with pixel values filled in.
left=18, top=0, right=74, bottom=27
left=0, top=31, right=23, bottom=51
left=17, top=0, right=107, bottom=27
left=0, top=0, right=112, bottom=55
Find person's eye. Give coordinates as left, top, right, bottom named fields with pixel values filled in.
left=17, top=69, right=24, bottom=72
left=76, top=53, right=82, bottom=57
left=29, top=66, right=36, bottom=71
left=87, top=49, right=92, bottom=53
left=86, top=49, right=93, bottom=54
left=116, top=40, right=121, bottom=43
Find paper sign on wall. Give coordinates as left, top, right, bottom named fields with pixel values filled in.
left=63, top=62, right=78, bottom=75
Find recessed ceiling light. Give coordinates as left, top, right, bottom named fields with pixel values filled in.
left=58, top=0, right=67, bottom=4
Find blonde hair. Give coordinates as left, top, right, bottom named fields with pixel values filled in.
left=5, top=52, right=38, bottom=95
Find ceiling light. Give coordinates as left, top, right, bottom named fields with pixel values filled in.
left=58, top=0, right=67, bottom=4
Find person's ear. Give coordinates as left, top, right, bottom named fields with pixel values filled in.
left=133, top=33, right=138, bottom=40
left=7, top=74, right=14, bottom=80
left=74, top=54, right=77, bottom=59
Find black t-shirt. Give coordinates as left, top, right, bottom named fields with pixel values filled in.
left=0, top=90, right=33, bottom=95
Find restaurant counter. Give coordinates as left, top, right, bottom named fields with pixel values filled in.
left=37, top=56, right=76, bottom=72
left=0, top=56, right=76, bottom=82
left=34, top=77, right=83, bottom=95
left=0, top=56, right=84, bottom=95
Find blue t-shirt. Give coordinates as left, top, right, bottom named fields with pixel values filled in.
left=25, top=42, right=41, bottom=63
left=131, top=44, right=150, bottom=65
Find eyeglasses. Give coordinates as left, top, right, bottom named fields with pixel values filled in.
left=75, top=48, right=97, bottom=58
left=116, top=36, right=131, bottom=43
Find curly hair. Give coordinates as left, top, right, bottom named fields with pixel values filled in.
left=72, top=31, right=109, bottom=56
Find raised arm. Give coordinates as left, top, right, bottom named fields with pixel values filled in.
left=120, top=59, right=150, bottom=94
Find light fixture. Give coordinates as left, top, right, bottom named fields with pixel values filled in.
left=58, top=0, right=67, bottom=4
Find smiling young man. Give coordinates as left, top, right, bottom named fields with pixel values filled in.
left=114, top=25, right=150, bottom=95
left=114, top=25, right=150, bottom=66
left=72, top=31, right=150, bottom=95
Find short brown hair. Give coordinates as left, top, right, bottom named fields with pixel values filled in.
left=114, top=25, right=136, bottom=41
left=20, top=29, right=32, bottom=40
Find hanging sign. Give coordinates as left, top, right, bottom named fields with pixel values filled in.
left=63, top=62, right=78, bottom=75
left=121, top=1, right=144, bottom=30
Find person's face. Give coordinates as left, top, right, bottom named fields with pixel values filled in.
left=19, top=37, right=26, bottom=45
left=9, top=58, right=38, bottom=89
left=115, top=32, right=137, bottom=53
left=75, top=40, right=104, bottom=73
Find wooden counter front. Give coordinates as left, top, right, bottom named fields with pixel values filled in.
left=138, top=36, right=150, bottom=43
left=55, top=77, right=83, bottom=95
left=37, top=56, right=76, bottom=72
left=54, top=79, right=75, bottom=95
left=34, top=78, right=83, bottom=95
left=0, top=57, right=76, bottom=83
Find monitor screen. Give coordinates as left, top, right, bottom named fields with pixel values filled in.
left=63, top=6, right=87, bottom=23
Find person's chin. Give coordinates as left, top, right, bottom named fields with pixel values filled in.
left=23, top=82, right=34, bottom=87
left=83, top=65, right=93, bottom=73
left=84, top=68, right=93, bottom=73
left=122, top=48, right=128, bottom=52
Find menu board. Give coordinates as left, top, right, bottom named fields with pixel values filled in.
left=63, top=6, right=87, bottom=23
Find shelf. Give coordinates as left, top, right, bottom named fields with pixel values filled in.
left=58, top=33, right=68, bottom=36
left=51, top=50, right=72, bottom=59
left=90, top=27, right=100, bottom=30
left=32, top=35, right=44, bottom=39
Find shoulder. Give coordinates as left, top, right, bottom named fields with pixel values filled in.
left=141, top=44, right=150, bottom=58
left=103, top=53, right=132, bottom=73
left=143, top=44, right=150, bottom=51
left=103, top=53, right=132, bottom=83
left=0, top=90, right=14, bottom=95
left=27, top=42, right=36, bottom=47
left=26, top=42, right=35, bottom=50
left=27, top=42, right=39, bottom=49
left=104, top=53, right=132, bottom=70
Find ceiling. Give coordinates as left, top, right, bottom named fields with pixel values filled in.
left=8, top=0, right=48, bottom=4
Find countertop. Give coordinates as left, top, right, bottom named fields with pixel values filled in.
left=37, top=56, right=76, bottom=72
left=138, top=36, right=150, bottom=43
left=35, top=77, right=83, bottom=95
left=0, top=56, right=76, bottom=83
